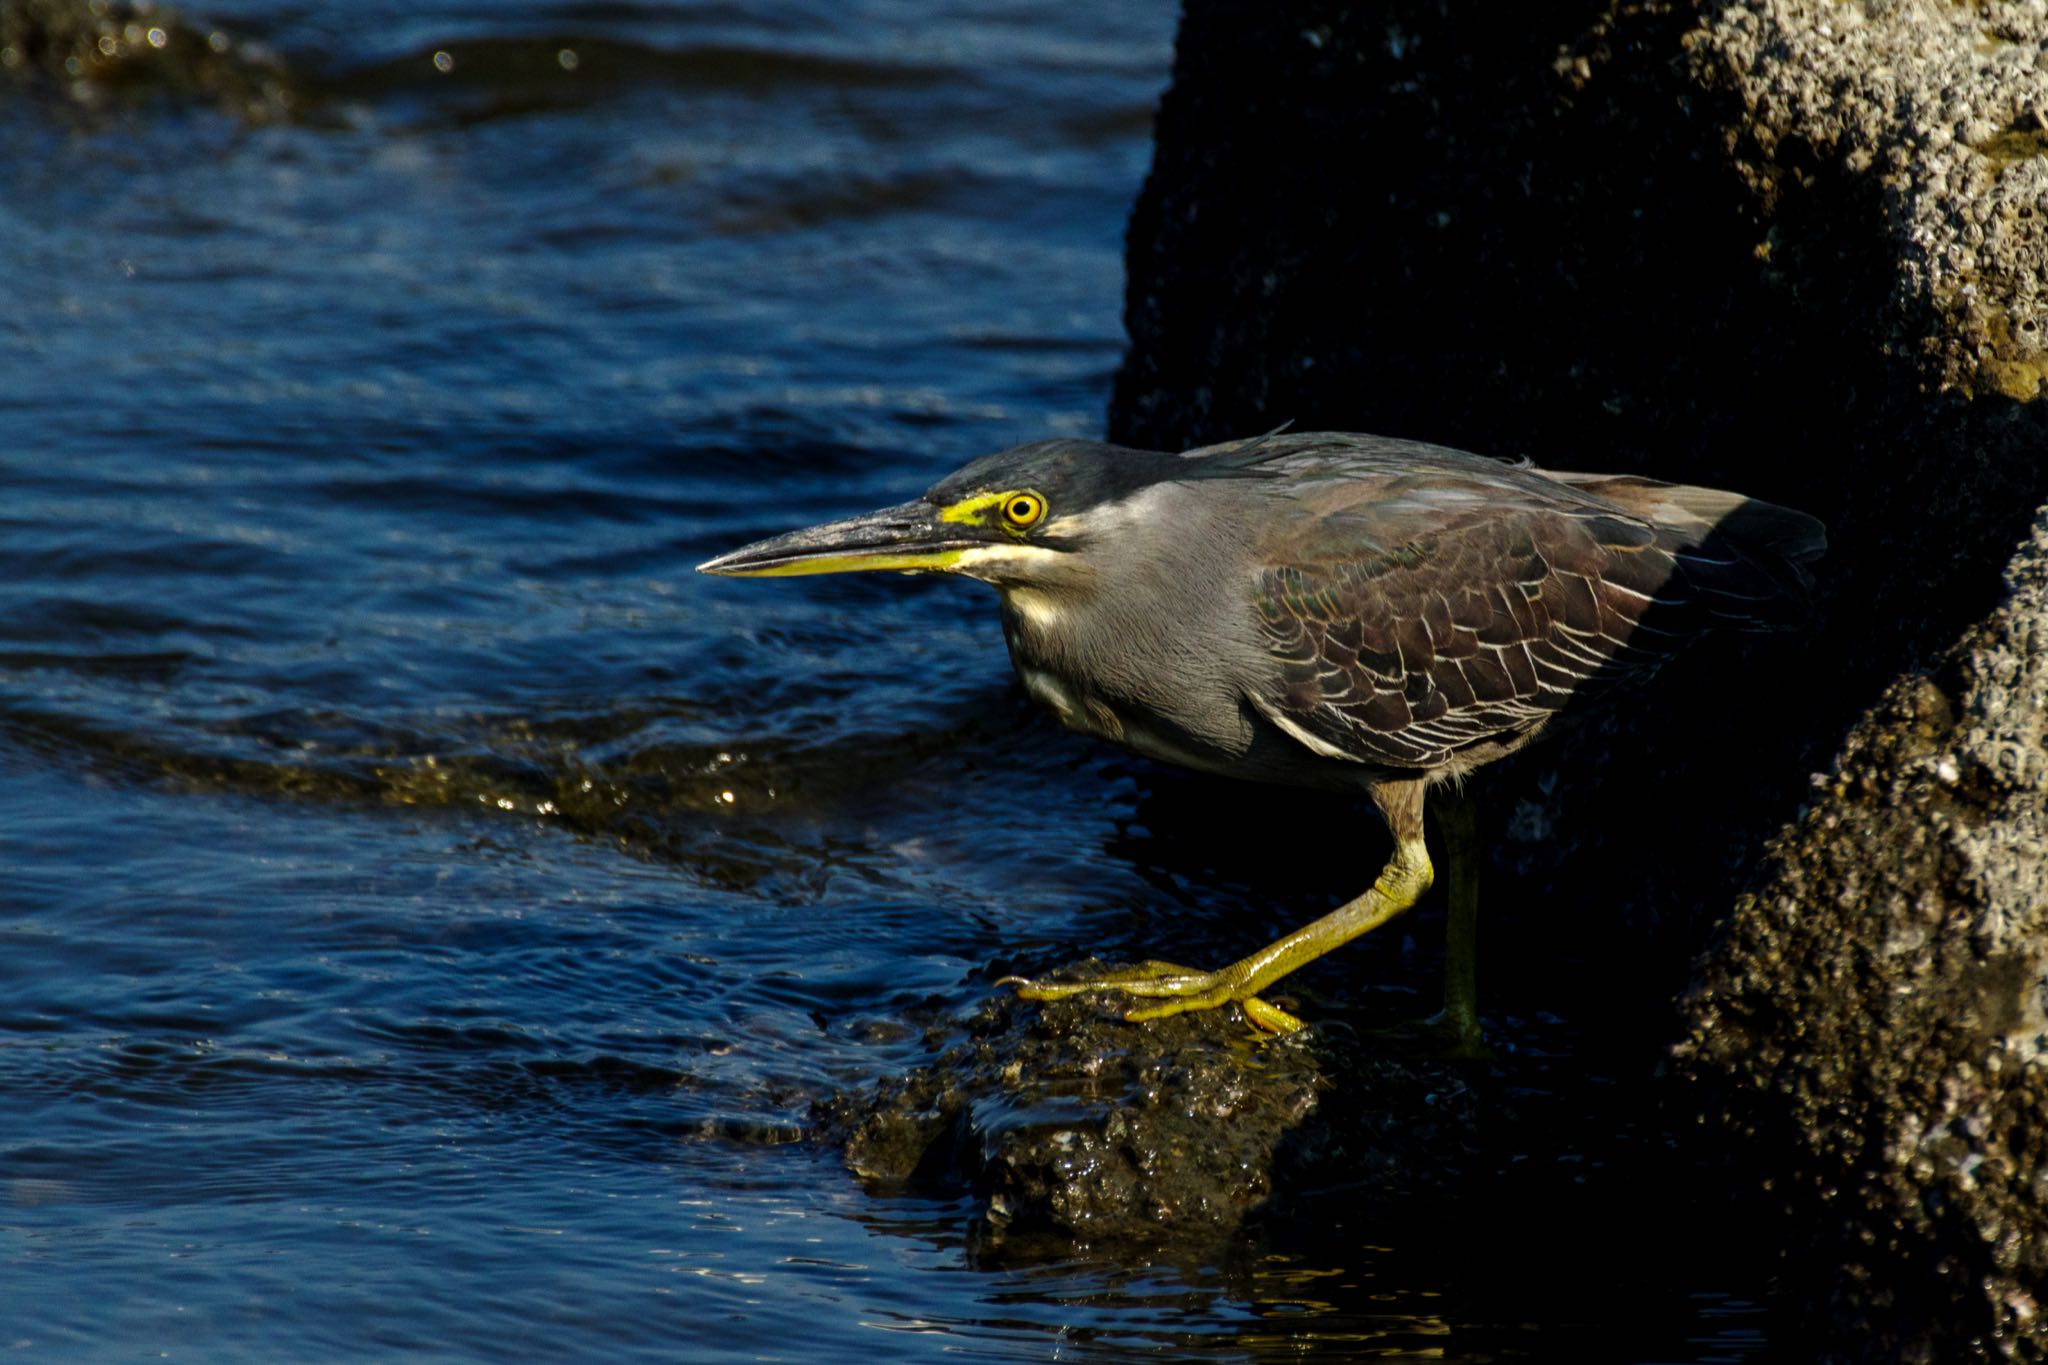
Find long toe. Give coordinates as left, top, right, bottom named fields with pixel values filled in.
left=1002, top=961, right=1303, bottom=1033
left=1239, top=996, right=1307, bottom=1035
left=1121, top=984, right=1237, bottom=1022
left=999, top=960, right=1217, bottom=1002
left=1124, top=988, right=1304, bottom=1035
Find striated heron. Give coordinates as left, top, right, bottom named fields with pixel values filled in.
left=699, top=432, right=1824, bottom=1046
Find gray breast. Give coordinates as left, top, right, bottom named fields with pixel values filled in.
left=993, top=482, right=1376, bottom=787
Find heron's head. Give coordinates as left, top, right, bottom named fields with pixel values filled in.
left=697, top=438, right=1236, bottom=591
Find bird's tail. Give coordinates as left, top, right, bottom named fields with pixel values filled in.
left=1546, top=472, right=1826, bottom=630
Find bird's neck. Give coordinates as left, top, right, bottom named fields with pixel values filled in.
left=996, top=582, right=1079, bottom=641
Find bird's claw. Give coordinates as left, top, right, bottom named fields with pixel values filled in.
left=998, top=962, right=1305, bottom=1035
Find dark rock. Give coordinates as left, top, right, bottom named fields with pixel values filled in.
left=812, top=963, right=1508, bottom=1259
left=814, top=968, right=1332, bottom=1256
left=1104, top=0, right=2048, bottom=1355
left=1676, top=515, right=2048, bottom=1362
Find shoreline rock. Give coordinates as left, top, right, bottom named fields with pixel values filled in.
left=1103, top=0, right=2048, bottom=1355
left=814, top=972, right=1364, bottom=1258
left=1676, top=512, right=2048, bottom=1360
left=810, top=965, right=1649, bottom=1264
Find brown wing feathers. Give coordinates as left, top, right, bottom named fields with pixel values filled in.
left=1252, top=469, right=1820, bottom=771
left=1546, top=472, right=1825, bottom=632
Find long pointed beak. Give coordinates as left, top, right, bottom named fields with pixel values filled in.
left=696, top=500, right=982, bottom=578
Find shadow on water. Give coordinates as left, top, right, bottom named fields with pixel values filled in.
left=837, top=1195, right=1774, bottom=1362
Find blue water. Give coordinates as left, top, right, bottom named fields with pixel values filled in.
left=0, top=3, right=1774, bottom=1359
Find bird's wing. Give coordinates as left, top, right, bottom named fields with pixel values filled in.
left=1247, top=472, right=1698, bottom=771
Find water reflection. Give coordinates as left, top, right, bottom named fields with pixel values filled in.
left=845, top=1202, right=1771, bottom=1362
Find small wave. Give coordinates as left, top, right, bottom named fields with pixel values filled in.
left=320, top=35, right=950, bottom=113
left=0, top=685, right=1042, bottom=884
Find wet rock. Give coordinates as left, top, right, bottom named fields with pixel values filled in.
left=0, top=0, right=300, bottom=120
left=815, top=971, right=1328, bottom=1255
left=1107, top=0, right=2048, bottom=1354
left=1676, top=515, right=2048, bottom=1363
left=813, top=965, right=1498, bottom=1258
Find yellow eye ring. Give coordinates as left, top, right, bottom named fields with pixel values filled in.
left=1001, top=492, right=1046, bottom=530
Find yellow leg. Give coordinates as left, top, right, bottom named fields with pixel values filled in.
left=1000, top=780, right=1434, bottom=1035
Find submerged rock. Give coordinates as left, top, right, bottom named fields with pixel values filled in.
left=0, top=0, right=300, bottom=120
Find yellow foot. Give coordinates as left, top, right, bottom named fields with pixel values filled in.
left=997, top=961, right=1306, bottom=1035
left=1239, top=995, right=1307, bottom=1035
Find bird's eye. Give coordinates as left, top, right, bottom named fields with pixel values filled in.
left=1002, top=492, right=1046, bottom=530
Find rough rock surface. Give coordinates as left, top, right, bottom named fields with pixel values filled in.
left=1102, top=0, right=2048, bottom=1356
left=815, top=965, right=1630, bottom=1268
left=1690, top=0, right=2048, bottom=404
left=1678, top=511, right=2048, bottom=1361
left=815, top=978, right=1328, bottom=1257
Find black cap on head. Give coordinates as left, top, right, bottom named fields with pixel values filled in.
left=924, top=437, right=1275, bottom=516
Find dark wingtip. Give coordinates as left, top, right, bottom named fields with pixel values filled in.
left=1716, top=500, right=1828, bottom=567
